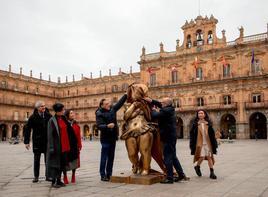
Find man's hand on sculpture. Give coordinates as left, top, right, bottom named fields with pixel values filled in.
left=107, top=123, right=115, bottom=129
left=143, top=97, right=152, bottom=103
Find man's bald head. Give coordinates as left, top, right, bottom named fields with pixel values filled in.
left=161, top=97, right=173, bottom=107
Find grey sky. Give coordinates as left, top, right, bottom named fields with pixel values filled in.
left=0, top=0, right=267, bottom=82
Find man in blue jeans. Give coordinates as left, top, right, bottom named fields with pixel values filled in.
left=144, top=97, right=190, bottom=184
left=95, top=93, right=127, bottom=181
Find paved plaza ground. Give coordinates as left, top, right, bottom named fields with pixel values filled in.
left=0, top=139, right=268, bottom=197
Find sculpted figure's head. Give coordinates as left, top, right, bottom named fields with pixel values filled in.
left=127, top=83, right=148, bottom=103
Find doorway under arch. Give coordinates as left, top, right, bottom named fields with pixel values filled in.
left=83, top=125, right=90, bottom=139
left=12, top=124, right=19, bottom=138
left=92, top=124, right=99, bottom=137
left=0, top=124, right=7, bottom=141
left=176, top=117, right=184, bottom=139
left=249, top=112, right=267, bottom=139
left=220, top=114, right=236, bottom=139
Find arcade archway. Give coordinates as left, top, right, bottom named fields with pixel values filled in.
left=83, top=125, right=90, bottom=139
left=12, top=124, right=19, bottom=138
left=249, top=112, right=267, bottom=139
left=92, top=124, right=99, bottom=137
left=220, top=114, right=236, bottom=139
left=0, top=124, right=7, bottom=141
left=176, top=117, right=184, bottom=139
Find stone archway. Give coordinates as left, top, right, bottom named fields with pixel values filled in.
left=176, top=117, right=184, bottom=139
left=0, top=124, right=7, bottom=141
left=220, top=114, right=236, bottom=139
left=249, top=112, right=267, bottom=139
left=92, top=124, right=99, bottom=137
left=83, top=125, right=90, bottom=139
left=12, top=124, right=19, bottom=138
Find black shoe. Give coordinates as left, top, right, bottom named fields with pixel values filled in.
left=174, top=174, right=190, bottom=182
left=45, top=177, right=53, bottom=182
left=210, top=168, right=217, bottom=179
left=51, top=182, right=61, bottom=188
left=194, top=166, right=202, bottom=177
left=32, top=177, right=39, bottom=183
left=56, top=180, right=66, bottom=187
left=160, top=178, right=173, bottom=184
left=101, top=176, right=109, bottom=182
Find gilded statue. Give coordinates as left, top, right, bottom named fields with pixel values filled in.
left=121, top=84, right=165, bottom=175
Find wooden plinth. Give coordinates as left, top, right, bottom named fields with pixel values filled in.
left=110, top=171, right=165, bottom=185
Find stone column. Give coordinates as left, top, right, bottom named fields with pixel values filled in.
left=19, top=124, right=24, bottom=141
left=236, top=123, right=249, bottom=139
left=6, top=124, right=12, bottom=139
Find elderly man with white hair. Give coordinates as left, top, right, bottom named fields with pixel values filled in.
left=24, top=100, right=52, bottom=183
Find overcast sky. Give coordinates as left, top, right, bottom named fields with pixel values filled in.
left=0, top=0, right=267, bottom=81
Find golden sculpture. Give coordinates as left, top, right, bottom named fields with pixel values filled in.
left=121, top=84, right=165, bottom=175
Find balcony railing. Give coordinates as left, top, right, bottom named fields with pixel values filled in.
left=176, top=102, right=238, bottom=112
left=242, top=33, right=268, bottom=44
left=0, top=98, right=35, bottom=108
left=245, top=101, right=268, bottom=109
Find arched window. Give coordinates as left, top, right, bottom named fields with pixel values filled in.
left=186, top=35, right=192, bottom=48
left=173, top=99, right=180, bottom=108
left=171, top=70, right=178, bottom=83
left=122, top=83, right=129, bottom=91
left=251, top=59, right=261, bottom=74
left=223, top=95, right=231, bottom=105
left=111, top=85, right=118, bottom=92
left=196, top=67, right=203, bottom=80
left=223, top=64, right=231, bottom=77
left=196, top=29, right=204, bottom=46
left=112, top=85, right=118, bottom=92
left=150, top=73, right=156, bottom=86
left=207, top=30, right=213, bottom=44
left=197, top=97, right=204, bottom=106
left=252, top=93, right=261, bottom=103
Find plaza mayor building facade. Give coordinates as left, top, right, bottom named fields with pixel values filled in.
left=0, top=15, right=267, bottom=141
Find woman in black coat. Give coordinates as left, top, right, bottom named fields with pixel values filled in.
left=46, top=103, right=78, bottom=188
left=189, top=110, right=218, bottom=179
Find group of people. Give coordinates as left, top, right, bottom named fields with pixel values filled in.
left=24, top=91, right=218, bottom=188
left=95, top=92, right=218, bottom=184
left=24, top=101, right=82, bottom=188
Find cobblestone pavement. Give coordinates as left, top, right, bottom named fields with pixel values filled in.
left=0, top=139, right=268, bottom=197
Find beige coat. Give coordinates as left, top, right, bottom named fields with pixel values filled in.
left=193, top=120, right=215, bottom=164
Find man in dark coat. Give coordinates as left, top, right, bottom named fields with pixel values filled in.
left=95, top=93, right=127, bottom=181
left=46, top=103, right=78, bottom=188
left=144, top=97, right=189, bottom=184
left=24, top=101, right=52, bottom=183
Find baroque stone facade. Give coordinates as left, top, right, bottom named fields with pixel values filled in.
left=0, top=15, right=268, bottom=141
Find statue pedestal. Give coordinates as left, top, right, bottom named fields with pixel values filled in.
left=110, top=171, right=165, bottom=185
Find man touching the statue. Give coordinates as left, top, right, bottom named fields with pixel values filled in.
left=144, top=97, right=189, bottom=184
left=95, top=93, right=127, bottom=181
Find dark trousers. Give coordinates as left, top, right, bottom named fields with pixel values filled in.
left=99, top=141, right=116, bottom=178
left=163, top=140, right=184, bottom=180
left=33, top=152, right=46, bottom=178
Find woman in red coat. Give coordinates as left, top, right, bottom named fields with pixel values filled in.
left=63, top=109, right=82, bottom=184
